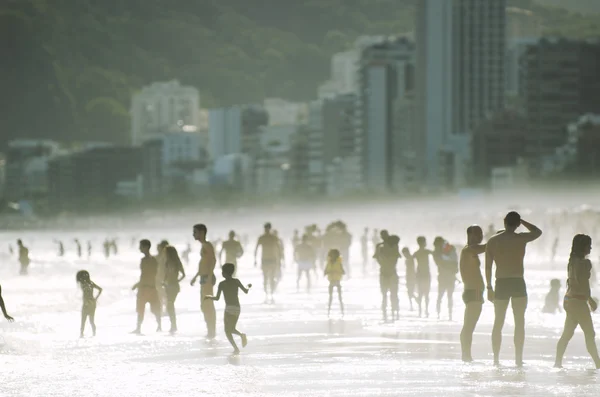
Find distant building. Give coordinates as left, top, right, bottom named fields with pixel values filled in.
left=506, top=7, right=542, bottom=40
left=520, top=38, right=600, bottom=170
left=254, top=125, right=296, bottom=196
left=263, top=98, right=308, bottom=126
left=48, top=146, right=143, bottom=212
left=505, top=37, right=539, bottom=96
left=141, top=132, right=207, bottom=196
left=357, top=36, right=415, bottom=192
left=208, top=106, right=242, bottom=160
left=5, top=140, right=60, bottom=202
left=471, top=110, right=528, bottom=185
left=416, top=0, right=506, bottom=188
left=130, top=80, right=200, bottom=145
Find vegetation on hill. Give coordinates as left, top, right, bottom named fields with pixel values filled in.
left=1, top=0, right=599, bottom=146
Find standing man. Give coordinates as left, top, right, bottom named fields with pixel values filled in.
left=155, top=240, right=170, bottom=315
left=220, top=231, right=244, bottom=274
left=254, top=223, right=281, bottom=303
left=190, top=224, right=217, bottom=340
left=485, top=211, right=542, bottom=366
left=131, top=239, right=162, bottom=334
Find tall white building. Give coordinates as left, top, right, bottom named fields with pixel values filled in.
left=130, top=80, right=200, bottom=145
left=208, top=107, right=242, bottom=160
left=416, top=0, right=506, bottom=188
left=357, top=37, right=415, bottom=192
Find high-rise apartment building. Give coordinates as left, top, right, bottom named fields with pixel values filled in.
left=130, top=80, right=200, bottom=145
left=416, top=0, right=506, bottom=188
left=521, top=38, right=600, bottom=168
left=357, top=37, right=415, bottom=192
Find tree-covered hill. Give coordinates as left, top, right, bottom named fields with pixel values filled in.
left=1, top=0, right=599, bottom=146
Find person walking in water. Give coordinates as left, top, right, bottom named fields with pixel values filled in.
left=433, top=237, right=459, bottom=321
left=163, top=245, right=186, bottom=334
left=414, top=236, right=433, bottom=318
left=459, top=225, right=486, bottom=362
left=0, top=284, right=14, bottom=322
left=374, top=232, right=401, bottom=322
left=220, top=231, right=244, bottom=274
left=155, top=240, right=169, bottom=315
left=554, top=234, right=600, bottom=369
left=485, top=212, right=542, bottom=367
left=402, top=247, right=417, bottom=311
left=254, top=223, right=281, bottom=303
left=204, top=263, right=251, bottom=354
left=190, top=224, right=217, bottom=340
left=17, top=239, right=30, bottom=275
left=74, top=239, right=82, bottom=258
left=325, top=249, right=345, bottom=317
left=294, top=234, right=317, bottom=293
left=76, top=270, right=102, bottom=338
left=131, top=239, right=162, bottom=334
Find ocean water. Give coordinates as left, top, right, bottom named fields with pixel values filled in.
left=1, top=205, right=600, bottom=396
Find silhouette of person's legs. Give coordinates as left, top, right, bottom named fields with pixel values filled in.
left=555, top=306, right=578, bottom=367
left=88, top=302, right=97, bottom=336
left=166, top=285, right=179, bottom=332
left=337, top=284, right=344, bottom=316
left=577, top=303, right=600, bottom=368
left=201, top=283, right=216, bottom=338
left=328, top=283, right=334, bottom=316
left=492, top=299, right=510, bottom=365
left=224, top=312, right=241, bottom=353
left=80, top=310, right=88, bottom=337
left=512, top=297, right=527, bottom=366
left=447, top=282, right=455, bottom=321
left=391, top=275, right=399, bottom=320
left=460, top=302, right=482, bottom=362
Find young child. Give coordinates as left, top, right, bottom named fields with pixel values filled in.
left=0, top=284, right=14, bottom=322
left=204, top=263, right=251, bottom=354
left=542, top=279, right=561, bottom=314
left=76, top=270, right=102, bottom=337
left=402, top=247, right=416, bottom=311
left=324, top=249, right=345, bottom=317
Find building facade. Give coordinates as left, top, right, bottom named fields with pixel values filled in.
left=521, top=38, right=600, bottom=170
left=130, top=80, right=200, bottom=145
left=416, top=0, right=506, bottom=188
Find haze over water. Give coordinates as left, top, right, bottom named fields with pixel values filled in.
left=2, top=191, right=600, bottom=397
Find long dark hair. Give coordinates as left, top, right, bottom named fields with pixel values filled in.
left=76, top=270, right=90, bottom=284
left=165, top=245, right=182, bottom=268
left=569, top=234, right=592, bottom=260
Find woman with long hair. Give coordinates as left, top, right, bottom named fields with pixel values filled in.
left=554, top=234, right=600, bottom=368
left=163, top=245, right=186, bottom=333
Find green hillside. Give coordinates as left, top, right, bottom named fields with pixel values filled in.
left=1, top=0, right=599, bottom=146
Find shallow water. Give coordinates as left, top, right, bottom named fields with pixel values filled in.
left=1, top=217, right=600, bottom=396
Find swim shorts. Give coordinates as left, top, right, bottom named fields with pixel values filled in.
left=494, top=278, right=527, bottom=300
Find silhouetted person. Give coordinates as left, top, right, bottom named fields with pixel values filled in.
left=163, top=245, right=185, bottom=333
left=402, top=247, right=416, bottom=311
left=190, top=224, right=217, bottom=339
left=543, top=279, right=562, bottom=314
left=220, top=231, right=244, bottom=274
left=374, top=232, right=400, bottom=321
left=292, top=230, right=300, bottom=249
left=361, top=228, right=369, bottom=275
left=371, top=229, right=380, bottom=267
left=272, top=229, right=285, bottom=286
left=74, top=239, right=82, bottom=258
left=87, top=241, right=92, bottom=258
left=155, top=240, right=169, bottom=314
left=254, top=223, right=281, bottom=303
left=414, top=236, right=433, bottom=317
left=295, top=234, right=316, bottom=292
left=111, top=239, right=118, bottom=255
left=433, top=237, right=459, bottom=321
left=486, top=211, right=542, bottom=366
left=204, top=263, right=251, bottom=354
left=17, top=239, right=29, bottom=275
left=103, top=239, right=110, bottom=259
left=325, top=249, right=345, bottom=317
left=76, top=270, right=102, bottom=337
left=551, top=237, right=559, bottom=263
left=132, top=239, right=162, bottom=334
left=182, top=243, right=192, bottom=265
left=56, top=240, right=65, bottom=257
left=459, top=225, right=486, bottom=362
left=0, top=284, right=14, bottom=322
left=555, top=234, right=600, bottom=369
